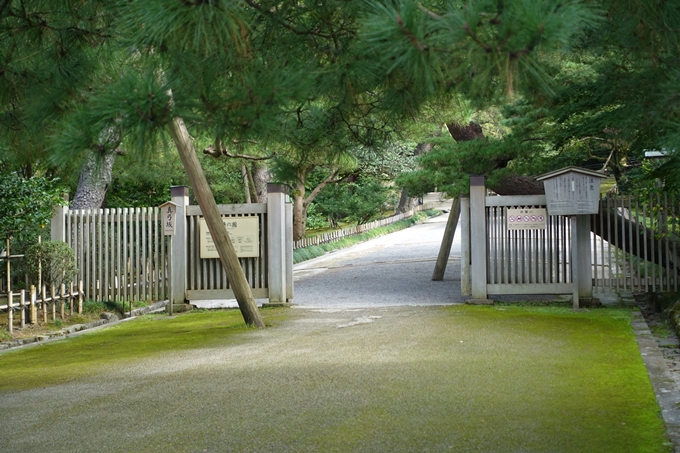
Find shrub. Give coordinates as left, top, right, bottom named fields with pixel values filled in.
left=24, top=241, right=78, bottom=289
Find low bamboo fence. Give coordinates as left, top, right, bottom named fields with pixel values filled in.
left=1, top=281, right=83, bottom=334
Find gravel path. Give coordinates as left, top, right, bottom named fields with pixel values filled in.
left=292, top=213, right=465, bottom=308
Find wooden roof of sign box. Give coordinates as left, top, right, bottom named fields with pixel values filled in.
left=536, top=166, right=607, bottom=216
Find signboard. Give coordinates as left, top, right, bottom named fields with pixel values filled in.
left=159, top=202, right=177, bottom=236
left=507, top=208, right=547, bottom=230
left=537, top=167, right=606, bottom=216
left=199, top=217, right=259, bottom=258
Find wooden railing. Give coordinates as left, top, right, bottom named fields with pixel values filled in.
left=2, top=281, right=83, bottom=333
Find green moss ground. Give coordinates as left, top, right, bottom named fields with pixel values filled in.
left=0, top=305, right=671, bottom=452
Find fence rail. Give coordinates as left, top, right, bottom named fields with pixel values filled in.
left=2, top=282, right=83, bottom=333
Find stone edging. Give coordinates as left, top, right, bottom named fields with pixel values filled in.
left=0, top=300, right=169, bottom=351
left=633, top=310, right=680, bottom=452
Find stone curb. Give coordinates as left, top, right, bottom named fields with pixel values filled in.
left=0, top=300, right=169, bottom=352
left=633, top=310, right=680, bottom=452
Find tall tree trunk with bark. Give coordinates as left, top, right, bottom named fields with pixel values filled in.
left=292, top=168, right=341, bottom=241
left=71, top=151, right=116, bottom=209
left=252, top=161, right=271, bottom=204
left=168, top=117, right=264, bottom=328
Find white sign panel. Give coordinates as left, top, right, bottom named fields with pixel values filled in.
left=507, top=208, right=547, bottom=230
left=199, top=217, right=259, bottom=258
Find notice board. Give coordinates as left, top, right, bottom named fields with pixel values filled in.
left=199, top=217, right=259, bottom=258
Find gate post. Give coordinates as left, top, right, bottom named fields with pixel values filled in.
left=266, top=183, right=291, bottom=306
left=469, top=176, right=491, bottom=303
left=460, top=197, right=471, bottom=296
left=575, top=215, right=594, bottom=302
left=286, top=198, right=294, bottom=302
left=51, top=194, right=69, bottom=243
left=170, top=186, right=189, bottom=308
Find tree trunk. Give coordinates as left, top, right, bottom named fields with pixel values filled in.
left=71, top=150, right=116, bottom=209
left=489, top=174, right=545, bottom=195
left=168, top=117, right=264, bottom=328
left=293, top=177, right=307, bottom=242
left=432, top=197, right=461, bottom=281
left=241, top=162, right=252, bottom=203
left=252, top=162, right=271, bottom=204
left=397, top=141, right=436, bottom=213
left=591, top=201, right=679, bottom=272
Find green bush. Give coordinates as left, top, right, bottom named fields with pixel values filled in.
left=24, top=241, right=78, bottom=289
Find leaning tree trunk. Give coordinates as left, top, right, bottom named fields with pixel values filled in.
left=168, top=117, right=264, bottom=328
left=591, top=200, right=679, bottom=273
left=71, top=150, right=116, bottom=209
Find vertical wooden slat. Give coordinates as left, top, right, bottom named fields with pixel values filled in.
left=605, top=196, right=612, bottom=289
left=642, top=201, right=649, bottom=293
left=634, top=197, right=641, bottom=292
left=674, top=195, right=678, bottom=292
left=650, top=194, right=656, bottom=292
left=78, top=210, right=86, bottom=300
left=141, top=207, right=148, bottom=301
left=619, top=195, right=626, bottom=291
left=20, top=289, right=25, bottom=329
left=122, top=208, right=129, bottom=302
left=664, top=193, right=671, bottom=292
left=104, top=208, right=110, bottom=302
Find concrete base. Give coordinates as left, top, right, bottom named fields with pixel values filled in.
left=168, top=304, right=193, bottom=314
left=572, top=297, right=602, bottom=308
left=465, top=298, right=494, bottom=305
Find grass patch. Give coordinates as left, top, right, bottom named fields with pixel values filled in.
left=294, top=210, right=441, bottom=263
left=0, top=307, right=290, bottom=391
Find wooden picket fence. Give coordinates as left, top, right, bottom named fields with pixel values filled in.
left=54, top=207, right=169, bottom=303
left=1, top=282, right=83, bottom=333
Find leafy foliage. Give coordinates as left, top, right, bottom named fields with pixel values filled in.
left=24, top=240, right=78, bottom=289
left=0, top=172, right=62, bottom=241
left=314, top=176, right=397, bottom=226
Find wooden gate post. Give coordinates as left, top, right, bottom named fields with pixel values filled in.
left=51, top=197, right=69, bottom=242
left=170, top=186, right=189, bottom=308
left=469, top=176, right=491, bottom=303
left=286, top=199, right=294, bottom=302
left=460, top=197, right=471, bottom=296
left=265, top=184, right=291, bottom=306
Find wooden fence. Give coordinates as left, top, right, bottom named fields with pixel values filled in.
left=591, top=192, right=680, bottom=293
left=1, top=282, right=83, bottom=333
left=53, top=206, right=168, bottom=303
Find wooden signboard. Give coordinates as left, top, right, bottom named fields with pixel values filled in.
left=537, top=167, right=606, bottom=216
left=199, top=217, right=259, bottom=258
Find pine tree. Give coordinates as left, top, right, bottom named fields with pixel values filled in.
left=2, top=0, right=603, bottom=326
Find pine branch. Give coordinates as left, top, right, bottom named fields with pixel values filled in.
left=202, top=143, right=275, bottom=161
left=244, top=0, right=333, bottom=39
left=462, top=22, right=492, bottom=53
left=396, top=15, right=427, bottom=51
left=304, top=169, right=346, bottom=206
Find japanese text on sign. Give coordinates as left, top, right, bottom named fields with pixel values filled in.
left=199, top=217, right=259, bottom=258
